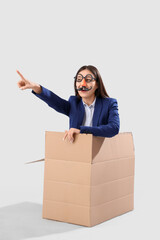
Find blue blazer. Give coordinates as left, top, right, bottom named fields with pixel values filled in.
left=32, top=85, right=120, bottom=138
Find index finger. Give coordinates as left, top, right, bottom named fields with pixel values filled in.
left=16, top=70, right=25, bottom=80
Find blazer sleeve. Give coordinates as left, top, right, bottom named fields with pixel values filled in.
left=80, top=98, right=120, bottom=137
left=32, top=85, right=70, bottom=116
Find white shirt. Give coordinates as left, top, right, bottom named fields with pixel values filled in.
left=82, top=97, right=96, bottom=127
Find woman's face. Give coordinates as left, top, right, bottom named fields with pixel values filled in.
left=75, top=69, right=98, bottom=99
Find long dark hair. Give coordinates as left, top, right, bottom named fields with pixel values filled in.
left=74, top=65, right=109, bottom=99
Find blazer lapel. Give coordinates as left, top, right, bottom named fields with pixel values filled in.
left=92, top=97, right=102, bottom=126
left=77, top=99, right=85, bottom=127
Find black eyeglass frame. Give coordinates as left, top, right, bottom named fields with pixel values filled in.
left=74, top=73, right=97, bottom=83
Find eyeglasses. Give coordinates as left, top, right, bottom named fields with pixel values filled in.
left=74, top=74, right=96, bottom=83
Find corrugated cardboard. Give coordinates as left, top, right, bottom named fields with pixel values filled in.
left=42, top=131, right=135, bottom=227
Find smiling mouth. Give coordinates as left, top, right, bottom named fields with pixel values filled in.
left=76, top=86, right=92, bottom=92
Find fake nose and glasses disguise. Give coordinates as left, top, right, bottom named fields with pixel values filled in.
left=74, top=73, right=97, bottom=126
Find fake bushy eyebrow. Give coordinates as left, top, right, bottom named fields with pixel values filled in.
left=78, top=74, right=93, bottom=77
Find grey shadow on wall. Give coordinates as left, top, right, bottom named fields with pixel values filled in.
left=0, top=202, right=81, bottom=240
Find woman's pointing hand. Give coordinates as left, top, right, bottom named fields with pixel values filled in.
left=17, top=70, right=34, bottom=90
left=17, top=70, right=42, bottom=94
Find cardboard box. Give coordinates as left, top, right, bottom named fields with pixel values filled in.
left=42, top=131, right=135, bottom=227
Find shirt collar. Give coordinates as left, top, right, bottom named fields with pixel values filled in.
left=82, top=97, right=96, bottom=108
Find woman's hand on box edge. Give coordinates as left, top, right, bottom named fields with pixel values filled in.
left=63, top=128, right=80, bottom=143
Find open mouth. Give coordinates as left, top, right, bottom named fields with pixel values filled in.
left=76, top=86, right=92, bottom=92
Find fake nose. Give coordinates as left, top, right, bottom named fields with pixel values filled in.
left=81, top=79, right=87, bottom=86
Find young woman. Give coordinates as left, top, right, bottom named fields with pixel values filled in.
left=17, top=65, right=120, bottom=143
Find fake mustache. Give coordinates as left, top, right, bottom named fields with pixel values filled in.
left=76, top=86, right=92, bottom=91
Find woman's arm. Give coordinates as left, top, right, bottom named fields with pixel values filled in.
left=80, top=124, right=119, bottom=138
left=32, top=84, right=42, bottom=94
left=32, top=85, right=70, bottom=116
left=17, top=70, right=70, bottom=116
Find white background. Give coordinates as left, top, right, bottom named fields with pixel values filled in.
left=0, top=0, right=160, bottom=239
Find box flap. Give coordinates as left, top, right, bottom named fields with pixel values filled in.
left=25, top=158, right=45, bottom=164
